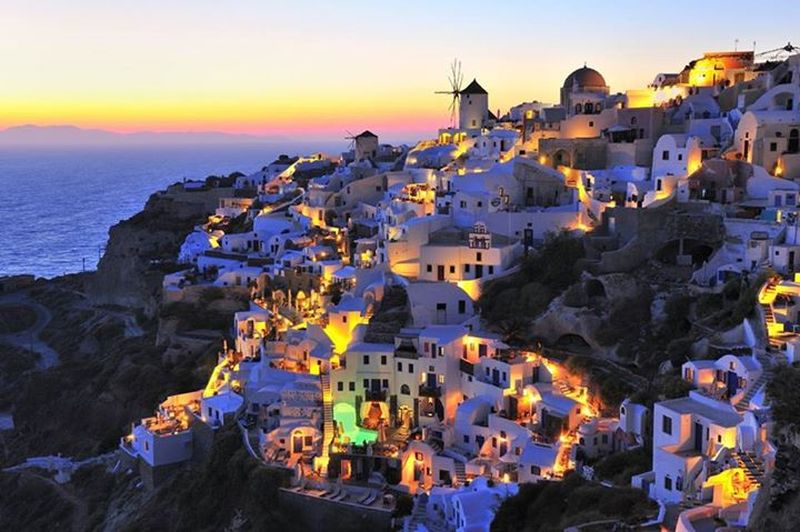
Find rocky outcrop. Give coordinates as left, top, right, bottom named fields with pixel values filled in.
left=90, top=185, right=232, bottom=317
left=532, top=294, right=615, bottom=358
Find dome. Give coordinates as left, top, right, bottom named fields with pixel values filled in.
left=563, top=66, right=607, bottom=89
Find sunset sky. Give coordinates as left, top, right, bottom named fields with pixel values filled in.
left=3, top=0, right=799, bottom=141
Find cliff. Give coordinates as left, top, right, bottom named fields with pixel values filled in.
left=90, top=184, right=232, bottom=317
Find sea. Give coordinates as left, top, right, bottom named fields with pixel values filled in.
left=0, top=142, right=341, bottom=278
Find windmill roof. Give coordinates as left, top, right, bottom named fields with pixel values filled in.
left=461, top=79, right=488, bottom=95
left=356, top=130, right=378, bottom=139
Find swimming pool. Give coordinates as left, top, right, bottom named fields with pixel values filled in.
left=333, top=402, right=378, bottom=445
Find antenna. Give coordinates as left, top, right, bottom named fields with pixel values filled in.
left=434, top=59, right=464, bottom=128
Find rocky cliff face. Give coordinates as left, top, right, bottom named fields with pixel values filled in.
left=90, top=185, right=231, bottom=317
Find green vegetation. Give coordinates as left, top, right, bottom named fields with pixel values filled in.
left=590, top=447, right=651, bottom=486
left=479, top=232, right=585, bottom=343
left=767, top=364, right=800, bottom=431
left=491, top=473, right=656, bottom=531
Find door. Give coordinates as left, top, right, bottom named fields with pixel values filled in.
left=492, top=368, right=500, bottom=386
left=727, top=370, right=738, bottom=396
left=475, top=264, right=484, bottom=278
left=427, top=372, right=437, bottom=388
left=694, top=422, right=703, bottom=453
left=293, top=433, right=303, bottom=453
left=743, top=139, right=750, bottom=161
left=437, top=265, right=445, bottom=281
left=789, top=129, right=799, bottom=153
left=478, top=344, right=487, bottom=358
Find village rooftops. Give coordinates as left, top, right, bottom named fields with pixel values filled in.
left=520, top=441, right=559, bottom=467
left=427, top=226, right=516, bottom=248
left=346, top=342, right=395, bottom=353
left=419, top=325, right=468, bottom=345
left=204, top=249, right=248, bottom=261
left=659, top=393, right=742, bottom=427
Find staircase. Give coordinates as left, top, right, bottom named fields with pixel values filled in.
left=731, top=451, right=765, bottom=487
left=320, top=372, right=334, bottom=459
left=454, top=460, right=467, bottom=486
left=555, top=435, right=576, bottom=478
left=405, top=493, right=429, bottom=532
left=735, top=373, right=770, bottom=411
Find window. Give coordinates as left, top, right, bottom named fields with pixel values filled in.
left=492, top=437, right=497, bottom=448
left=630, top=116, right=638, bottom=126
left=337, top=381, right=344, bottom=391
left=477, top=201, right=483, bottom=208
left=621, top=406, right=626, bottom=415
left=589, top=121, right=594, bottom=127
left=530, top=465, right=541, bottom=476
left=381, top=355, right=387, bottom=365
left=401, top=384, right=410, bottom=395
left=662, top=415, right=673, bottom=435
left=662, top=150, right=670, bottom=161
left=342, top=315, right=347, bottom=323
left=397, top=362, right=403, bottom=371
left=488, top=265, right=494, bottom=275
left=602, top=434, right=608, bottom=444
left=426, top=264, right=432, bottom=273
left=363, top=379, right=369, bottom=389
left=409, top=363, right=414, bottom=373
left=460, top=200, right=466, bottom=208
left=449, top=265, right=455, bottom=274
left=770, top=142, right=778, bottom=152
left=464, top=435, right=470, bottom=444
left=676, top=476, right=683, bottom=491
left=349, top=381, right=355, bottom=391
left=464, top=264, right=470, bottom=273
left=382, top=379, right=389, bottom=388
left=458, top=300, right=466, bottom=314
left=363, top=355, right=370, bottom=365
left=476, top=252, right=482, bottom=262
left=717, top=434, right=722, bottom=443
left=664, top=476, right=672, bottom=491
left=145, top=441, right=149, bottom=451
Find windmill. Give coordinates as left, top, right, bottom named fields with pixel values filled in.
left=435, top=59, right=464, bottom=128
left=755, top=42, right=799, bottom=61
left=344, top=129, right=358, bottom=151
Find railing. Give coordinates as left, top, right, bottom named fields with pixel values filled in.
left=365, top=389, right=387, bottom=402
left=419, top=384, right=442, bottom=398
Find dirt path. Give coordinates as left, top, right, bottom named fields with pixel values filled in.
left=0, top=291, right=60, bottom=368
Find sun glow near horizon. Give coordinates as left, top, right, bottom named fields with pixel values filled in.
left=2, top=0, right=799, bottom=139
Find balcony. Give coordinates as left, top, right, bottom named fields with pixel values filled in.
left=365, top=389, right=387, bottom=402
left=419, top=384, right=442, bottom=398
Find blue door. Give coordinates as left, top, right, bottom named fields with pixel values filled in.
left=427, top=372, right=437, bottom=388
left=727, top=371, right=738, bottom=396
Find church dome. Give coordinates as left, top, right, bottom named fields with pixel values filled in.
left=563, top=66, right=607, bottom=89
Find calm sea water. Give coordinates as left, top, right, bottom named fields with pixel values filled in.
left=0, top=143, right=340, bottom=278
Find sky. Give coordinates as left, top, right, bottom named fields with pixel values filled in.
left=2, top=0, right=799, bottom=142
